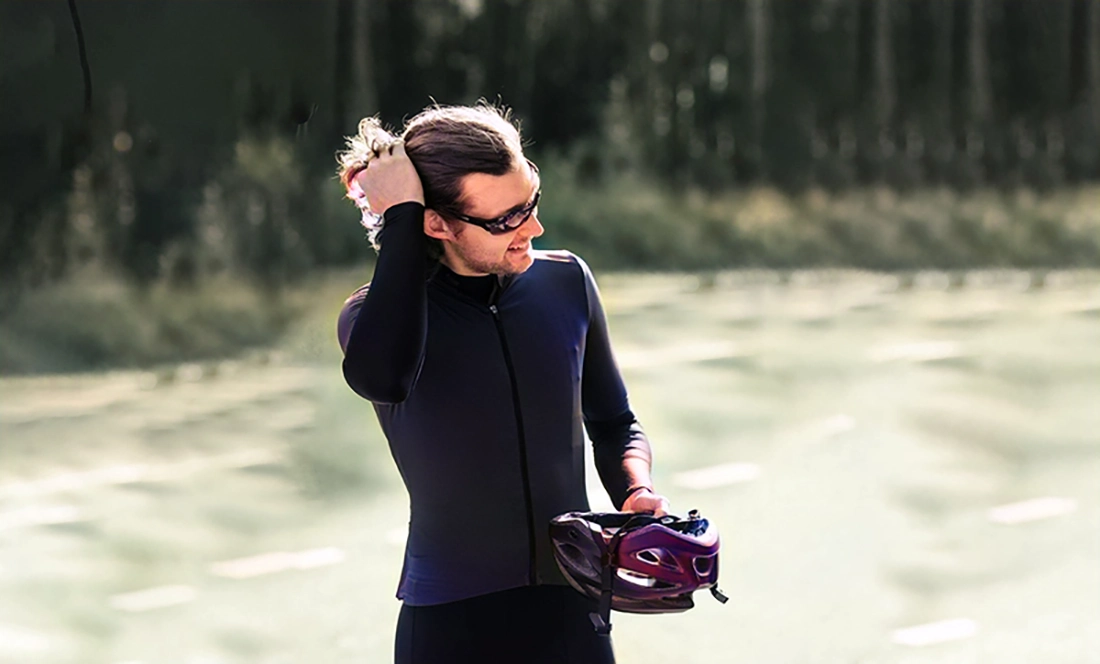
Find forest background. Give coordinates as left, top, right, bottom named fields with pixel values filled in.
left=3, top=0, right=1100, bottom=372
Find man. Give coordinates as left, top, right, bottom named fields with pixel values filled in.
left=336, top=104, right=670, bottom=664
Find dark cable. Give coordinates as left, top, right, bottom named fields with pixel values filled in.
left=67, top=0, right=93, bottom=115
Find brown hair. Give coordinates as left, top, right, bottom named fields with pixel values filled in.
left=337, top=102, right=525, bottom=255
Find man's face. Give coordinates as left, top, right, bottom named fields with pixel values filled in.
left=443, top=159, right=543, bottom=276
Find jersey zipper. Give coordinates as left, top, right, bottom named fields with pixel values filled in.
left=488, top=302, right=538, bottom=585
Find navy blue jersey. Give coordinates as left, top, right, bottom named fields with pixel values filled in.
left=338, top=202, right=651, bottom=606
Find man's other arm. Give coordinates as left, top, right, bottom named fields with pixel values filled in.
left=577, top=257, right=661, bottom=511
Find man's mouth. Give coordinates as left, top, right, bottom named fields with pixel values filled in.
left=507, top=243, right=530, bottom=252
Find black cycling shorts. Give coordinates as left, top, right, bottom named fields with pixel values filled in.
left=394, top=585, right=616, bottom=664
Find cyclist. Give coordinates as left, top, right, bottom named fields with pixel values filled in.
left=337, top=103, right=670, bottom=664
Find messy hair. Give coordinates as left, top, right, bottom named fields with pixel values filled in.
left=337, top=101, right=525, bottom=256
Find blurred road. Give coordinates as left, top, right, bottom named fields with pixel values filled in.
left=1, top=270, right=1098, bottom=664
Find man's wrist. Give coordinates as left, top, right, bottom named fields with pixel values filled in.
left=381, top=201, right=425, bottom=228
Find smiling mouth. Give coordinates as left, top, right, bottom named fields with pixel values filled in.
left=507, top=243, right=530, bottom=252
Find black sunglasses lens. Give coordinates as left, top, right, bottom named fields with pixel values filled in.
left=488, top=216, right=523, bottom=234
left=482, top=192, right=539, bottom=234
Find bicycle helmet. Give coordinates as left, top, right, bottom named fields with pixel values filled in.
left=549, top=509, right=728, bottom=633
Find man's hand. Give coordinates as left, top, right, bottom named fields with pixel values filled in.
left=350, top=141, right=425, bottom=215
left=622, top=488, right=671, bottom=517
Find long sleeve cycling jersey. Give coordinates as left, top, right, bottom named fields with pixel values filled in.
left=337, top=202, right=652, bottom=606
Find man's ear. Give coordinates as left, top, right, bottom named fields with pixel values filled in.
left=424, top=209, right=455, bottom=242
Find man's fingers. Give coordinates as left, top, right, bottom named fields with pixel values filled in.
left=348, top=166, right=367, bottom=191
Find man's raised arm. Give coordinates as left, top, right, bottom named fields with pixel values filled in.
left=337, top=143, right=428, bottom=404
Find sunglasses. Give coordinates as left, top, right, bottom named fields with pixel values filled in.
left=437, top=161, right=541, bottom=235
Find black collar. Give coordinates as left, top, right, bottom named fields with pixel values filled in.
left=431, top=263, right=513, bottom=304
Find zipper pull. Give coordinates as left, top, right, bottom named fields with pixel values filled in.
left=489, top=304, right=499, bottom=316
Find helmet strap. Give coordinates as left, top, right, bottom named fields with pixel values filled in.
left=589, top=552, right=616, bottom=635
left=589, top=522, right=634, bottom=635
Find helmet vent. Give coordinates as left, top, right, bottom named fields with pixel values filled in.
left=637, top=549, right=661, bottom=565
left=559, top=543, right=599, bottom=577
left=693, top=554, right=715, bottom=577
left=636, top=548, right=683, bottom=571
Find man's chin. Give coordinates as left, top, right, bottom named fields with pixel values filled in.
left=503, top=251, right=534, bottom=275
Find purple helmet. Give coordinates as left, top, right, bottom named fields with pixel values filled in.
left=549, top=509, right=728, bottom=633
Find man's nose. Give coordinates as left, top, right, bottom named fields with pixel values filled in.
left=522, top=213, right=544, bottom=239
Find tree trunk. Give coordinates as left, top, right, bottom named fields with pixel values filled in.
left=1070, top=0, right=1100, bottom=108
left=872, top=0, right=895, bottom=129
left=347, top=0, right=378, bottom=128
left=1090, top=0, right=1100, bottom=106
left=332, top=0, right=352, bottom=137
left=1090, top=0, right=1100, bottom=126
left=747, top=0, right=769, bottom=175
left=748, top=0, right=769, bottom=112
left=968, top=0, right=991, bottom=123
left=931, top=0, right=954, bottom=118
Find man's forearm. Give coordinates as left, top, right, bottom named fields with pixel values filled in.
left=621, top=454, right=655, bottom=494
left=589, top=416, right=653, bottom=509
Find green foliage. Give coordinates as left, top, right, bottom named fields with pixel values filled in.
left=7, top=0, right=1100, bottom=295
left=7, top=154, right=1100, bottom=376
left=537, top=156, right=1100, bottom=271
left=9, top=0, right=1100, bottom=373
left=0, top=272, right=300, bottom=375
left=189, top=135, right=337, bottom=286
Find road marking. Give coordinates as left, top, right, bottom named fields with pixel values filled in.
left=665, top=415, right=852, bottom=493
left=0, top=366, right=314, bottom=424
left=109, top=585, right=197, bottom=612
left=0, top=448, right=281, bottom=499
left=892, top=618, right=978, bottom=647
left=210, top=547, right=345, bottom=579
left=672, top=463, right=760, bottom=490
left=0, top=505, right=84, bottom=532
left=989, top=497, right=1078, bottom=525
left=617, top=341, right=742, bottom=370
left=868, top=341, right=963, bottom=363
left=815, top=414, right=856, bottom=437
left=0, top=623, right=52, bottom=653
left=295, top=547, right=346, bottom=569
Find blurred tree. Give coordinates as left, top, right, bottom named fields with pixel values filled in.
left=746, top=0, right=770, bottom=182
left=333, top=0, right=378, bottom=138
left=5, top=0, right=1100, bottom=292
left=1066, top=0, right=1100, bottom=179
